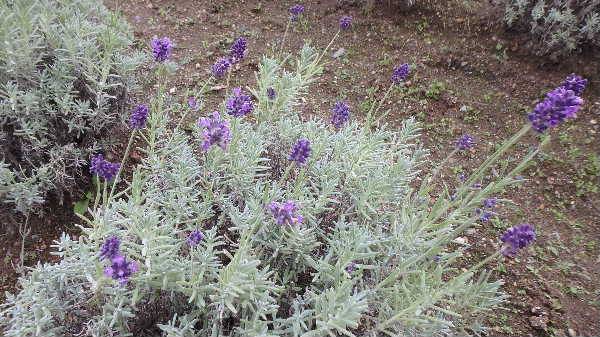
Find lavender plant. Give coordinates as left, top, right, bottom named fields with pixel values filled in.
left=502, top=0, right=600, bottom=58
left=1, top=14, right=587, bottom=337
left=0, top=0, right=144, bottom=218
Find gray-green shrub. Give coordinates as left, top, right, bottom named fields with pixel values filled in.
left=503, top=0, right=600, bottom=58
left=0, top=0, right=144, bottom=216
left=0, top=38, right=548, bottom=336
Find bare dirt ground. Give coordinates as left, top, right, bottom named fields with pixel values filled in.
left=1, top=1, right=598, bottom=336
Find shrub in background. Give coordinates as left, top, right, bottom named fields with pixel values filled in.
left=0, top=7, right=587, bottom=337
left=502, top=0, right=600, bottom=58
left=0, top=0, right=144, bottom=217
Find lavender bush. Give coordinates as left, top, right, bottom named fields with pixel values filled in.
left=502, top=0, right=600, bottom=58
left=0, top=0, right=144, bottom=218
left=1, top=14, right=585, bottom=337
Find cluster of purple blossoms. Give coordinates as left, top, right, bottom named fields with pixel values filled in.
left=528, top=87, right=584, bottom=133
left=561, top=73, right=587, bottom=96
left=339, top=16, right=352, bottom=30
left=346, top=262, right=358, bottom=273
left=480, top=197, right=497, bottom=222
left=100, top=236, right=120, bottom=261
left=391, top=64, right=410, bottom=83
left=289, top=5, right=304, bottom=21
left=331, top=101, right=350, bottom=129
left=230, top=37, right=247, bottom=63
left=187, top=230, right=204, bottom=246
left=226, top=88, right=254, bottom=117
left=104, top=254, right=139, bottom=286
left=455, top=134, right=475, bottom=150
left=268, top=201, right=303, bottom=225
left=100, top=236, right=138, bottom=286
left=500, top=224, right=536, bottom=256
left=211, top=57, right=232, bottom=78
left=188, top=97, right=201, bottom=111
left=198, top=112, right=231, bottom=151
left=289, top=139, right=312, bottom=164
left=151, top=37, right=173, bottom=63
left=129, top=104, right=149, bottom=129
left=267, top=87, right=276, bottom=100
left=90, top=154, right=120, bottom=181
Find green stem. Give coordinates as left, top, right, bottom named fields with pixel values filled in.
left=314, top=30, right=340, bottom=67
left=465, top=249, right=502, bottom=275
left=107, top=130, right=136, bottom=204
left=279, top=162, right=295, bottom=185
left=279, top=21, right=290, bottom=57
left=171, top=76, right=213, bottom=138
left=365, top=83, right=394, bottom=130
left=93, top=175, right=101, bottom=212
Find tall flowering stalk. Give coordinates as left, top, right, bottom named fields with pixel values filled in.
left=365, top=63, right=411, bottom=129
left=198, top=112, right=231, bottom=151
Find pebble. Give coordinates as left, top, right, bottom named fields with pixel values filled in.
left=169, top=87, right=176, bottom=94
left=568, top=328, right=577, bottom=337
left=332, top=48, right=346, bottom=58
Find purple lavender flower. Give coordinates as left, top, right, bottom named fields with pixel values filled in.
left=129, top=104, right=149, bottom=129
left=211, top=57, right=232, bottom=78
left=339, top=16, right=352, bottom=30
left=188, top=97, right=201, bottom=111
left=458, top=174, right=466, bottom=182
left=104, top=254, right=139, bottom=286
left=100, top=236, right=120, bottom=261
left=528, top=87, right=584, bottom=133
left=346, top=262, right=358, bottom=273
left=481, top=212, right=493, bottom=222
left=391, top=64, right=410, bottom=83
left=483, top=198, right=497, bottom=208
left=198, top=112, right=231, bottom=151
left=471, top=183, right=482, bottom=188
left=151, top=37, right=173, bottom=63
left=331, top=101, right=350, bottom=129
left=289, top=5, right=304, bottom=21
left=90, top=155, right=120, bottom=181
left=226, top=88, right=254, bottom=117
left=230, top=37, right=247, bottom=63
left=455, top=134, right=475, bottom=150
left=289, top=139, right=312, bottom=165
left=267, top=87, right=276, bottom=100
left=500, top=224, right=536, bottom=256
left=187, top=231, right=204, bottom=246
left=268, top=200, right=302, bottom=225
left=561, top=73, right=587, bottom=96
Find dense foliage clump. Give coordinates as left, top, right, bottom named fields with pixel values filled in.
left=502, top=0, right=600, bottom=58
left=0, top=0, right=144, bottom=217
left=1, top=6, right=586, bottom=337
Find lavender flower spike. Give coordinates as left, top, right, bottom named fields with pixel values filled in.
left=211, top=57, right=232, bottom=78
left=268, top=201, right=303, bottom=225
left=339, top=16, right=352, bottom=30
left=346, top=262, right=358, bottom=273
left=226, top=88, right=254, bottom=117
left=331, top=101, right=350, bottom=128
left=289, top=139, right=312, bottom=164
left=129, top=104, right=149, bottom=129
left=528, top=87, right=584, bottom=133
left=188, top=231, right=204, bottom=246
left=198, top=112, right=231, bottom=151
left=455, top=134, right=475, bottom=150
left=151, top=37, right=173, bottom=63
left=500, top=224, right=536, bottom=256
left=188, top=97, right=201, bottom=111
left=289, top=5, right=304, bottom=22
left=230, top=37, right=247, bottom=63
left=267, top=88, right=276, bottom=100
left=104, top=254, right=139, bottom=286
left=561, top=73, right=587, bottom=96
left=391, top=64, right=410, bottom=83
left=100, top=236, right=120, bottom=261
left=90, top=155, right=120, bottom=181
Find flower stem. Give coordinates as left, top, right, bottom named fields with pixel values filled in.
left=279, top=21, right=290, bottom=57
left=365, top=83, right=394, bottom=130
left=107, top=130, right=136, bottom=204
